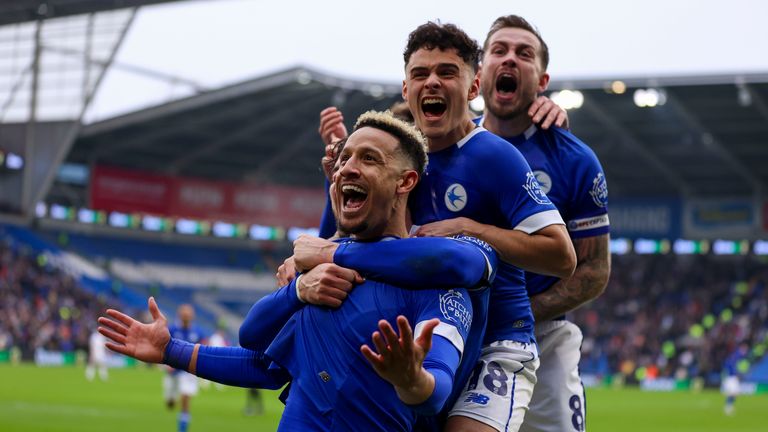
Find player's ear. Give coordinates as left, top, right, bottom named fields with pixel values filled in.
left=537, top=71, right=550, bottom=93
left=468, top=69, right=480, bottom=101
left=396, top=170, right=419, bottom=194
left=401, top=79, right=408, bottom=101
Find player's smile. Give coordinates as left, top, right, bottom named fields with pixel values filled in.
left=403, top=47, right=479, bottom=151
left=341, top=183, right=368, bottom=213
left=421, top=96, right=447, bottom=121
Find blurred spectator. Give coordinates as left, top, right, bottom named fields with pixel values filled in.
left=0, top=241, right=120, bottom=360
left=575, top=253, right=768, bottom=386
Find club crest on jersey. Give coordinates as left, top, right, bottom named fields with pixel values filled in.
left=523, top=172, right=552, bottom=205
left=589, top=173, right=608, bottom=208
left=532, top=170, right=552, bottom=195
left=444, top=183, right=467, bottom=212
left=440, top=289, right=471, bottom=332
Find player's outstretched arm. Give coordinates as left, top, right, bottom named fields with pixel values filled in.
left=99, top=298, right=287, bottom=389
left=528, top=95, right=569, bottom=130
left=530, top=233, right=611, bottom=320
left=98, top=296, right=169, bottom=363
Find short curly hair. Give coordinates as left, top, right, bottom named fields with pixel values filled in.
left=403, top=21, right=481, bottom=72
left=352, top=110, right=428, bottom=175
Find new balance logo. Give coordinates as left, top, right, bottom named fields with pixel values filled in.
left=464, top=392, right=490, bottom=405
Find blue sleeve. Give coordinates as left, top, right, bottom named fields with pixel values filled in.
left=404, top=287, right=472, bottom=414
left=408, top=336, right=460, bottom=415
left=239, top=279, right=304, bottom=350
left=481, top=136, right=560, bottom=233
left=333, top=235, right=497, bottom=289
left=318, top=179, right=337, bottom=239
left=560, top=136, right=610, bottom=239
left=164, top=338, right=289, bottom=389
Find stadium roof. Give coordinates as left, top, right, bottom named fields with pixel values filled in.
left=0, top=0, right=181, bottom=25
left=51, top=67, right=768, bottom=204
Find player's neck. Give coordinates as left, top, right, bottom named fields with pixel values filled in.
left=427, top=118, right=476, bottom=152
left=482, top=111, right=532, bottom=138
left=352, top=204, right=409, bottom=240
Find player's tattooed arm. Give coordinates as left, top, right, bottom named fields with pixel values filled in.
left=529, top=233, right=611, bottom=321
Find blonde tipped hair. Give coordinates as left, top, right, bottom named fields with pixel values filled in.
left=353, top=110, right=428, bottom=174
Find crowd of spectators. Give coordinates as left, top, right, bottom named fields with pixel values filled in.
left=0, top=240, right=123, bottom=360
left=575, top=253, right=768, bottom=385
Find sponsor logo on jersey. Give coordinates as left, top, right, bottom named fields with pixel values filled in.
left=444, top=183, right=467, bottom=212
left=589, top=172, right=608, bottom=208
left=453, top=234, right=494, bottom=255
left=440, top=289, right=471, bottom=332
left=533, top=170, right=552, bottom=195
left=464, top=392, right=490, bottom=405
left=523, top=172, right=552, bottom=205
left=567, top=214, right=610, bottom=232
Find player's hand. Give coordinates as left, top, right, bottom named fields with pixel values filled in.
left=319, top=106, right=348, bottom=146
left=293, top=234, right=338, bottom=272
left=319, top=107, right=348, bottom=180
left=97, top=297, right=170, bottom=363
left=276, top=256, right=297, bottom=286
left=361, top=316, right=438, bottom=405
left=412, top=217, right=473, bottom=238
left=298, top=263, right=363, bottom=308
left=529, top=95, right=569, bottom=130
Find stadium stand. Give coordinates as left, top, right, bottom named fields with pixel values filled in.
left=0, top=223, right=283, bottom=348
left=576, top=253, right=768, bottom=387
left=0, top=232, right=125, bottom=361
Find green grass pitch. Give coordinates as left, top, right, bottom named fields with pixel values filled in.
left=1, top=364, right=765, bottom=431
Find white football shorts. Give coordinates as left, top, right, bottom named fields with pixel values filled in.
left=722, top=376, right=740, bottom=397
left=163, top=371, right=199, bottom=400
left=449, top=340, right=539, bottom=432
left=520, top=320, right=586, bottom=432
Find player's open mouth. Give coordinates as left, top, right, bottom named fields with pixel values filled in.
left=496, top=73, right=518, bottom=95
left=341, top=184, right=368, bottom=211
left=421, top=97, right=447, bottom=120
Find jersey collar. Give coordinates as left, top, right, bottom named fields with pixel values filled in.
left=476, top=115, right=538, bottom=144
left=456, top=125, right=485, bottom=149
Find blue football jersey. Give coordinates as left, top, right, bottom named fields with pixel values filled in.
left=265, top=250, right=473, bottom=431
left=492, top=123, right=610, bottom=297
left=409, top=127, right=563, bottom=345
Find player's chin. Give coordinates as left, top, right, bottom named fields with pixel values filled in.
left=339, top=218, right=368, bottom=235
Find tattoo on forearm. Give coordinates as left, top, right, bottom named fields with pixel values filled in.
left=531, top=234, right=611, bottom=321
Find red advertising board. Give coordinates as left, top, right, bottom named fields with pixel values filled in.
left=90, top=165, right=325, bottom=228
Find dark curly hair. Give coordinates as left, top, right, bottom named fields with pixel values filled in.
left=403, top=22, right=481, bottom=72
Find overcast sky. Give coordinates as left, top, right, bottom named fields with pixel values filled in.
left=86, top=0, right=768, bottom=121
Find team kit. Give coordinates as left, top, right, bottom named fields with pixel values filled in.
left=98, top=15, right=611, bottom=432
